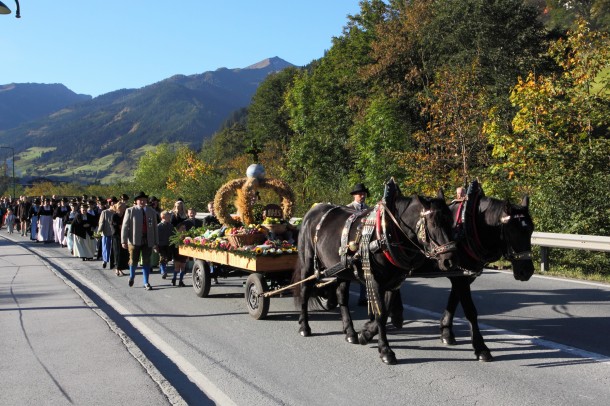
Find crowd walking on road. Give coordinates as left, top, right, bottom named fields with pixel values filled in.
left=0, top=192, right=203, bottom=291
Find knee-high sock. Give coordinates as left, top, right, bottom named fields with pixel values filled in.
left=142, top=265, right=150, bottom=285
left=129, top=265, right=136, bottom=280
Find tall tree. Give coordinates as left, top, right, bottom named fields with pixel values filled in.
left=133, top=143, right=177, bottom=197
left=364, top=0, right=546, bottom=192
left=283, top=0, right=388, bottom=206
left=489, top=20, right=610, bottom=184
left=487, top=20, right=610, bottom=234
left=247, top=67, right=299, bottom=149
left=166, top=146, right=216, bottom=210
left=400, top=63, right=491, bottom=193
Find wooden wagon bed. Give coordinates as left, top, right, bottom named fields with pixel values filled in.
left=179, top=245, right=297, bottom=273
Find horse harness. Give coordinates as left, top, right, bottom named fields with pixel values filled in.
left=311, top=201, right=456, bottom=315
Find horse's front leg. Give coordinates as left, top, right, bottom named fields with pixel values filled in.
left=440, top=277, right=460, bottom=345
left=452, top=277, right=492, bottom=361
left=358, top=290, right=396, bottom=344
left=335, top=279, right=358, bottom=343
left=389, top=289, right=404, bottom=329
left=375, top=295, right=396, bottom=365
left=298, top=280, right=313, bottom=337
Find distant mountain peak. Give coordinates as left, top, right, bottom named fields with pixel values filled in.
left=244, top=57, right=294, bottom=70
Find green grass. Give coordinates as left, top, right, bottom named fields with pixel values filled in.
left=17, top=148, right=133, bottom=184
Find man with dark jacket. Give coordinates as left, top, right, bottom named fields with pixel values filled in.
left=17, top=196, right=30, bottom=237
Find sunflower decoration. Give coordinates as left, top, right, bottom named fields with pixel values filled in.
left=214, top=164, right=295, bottom=227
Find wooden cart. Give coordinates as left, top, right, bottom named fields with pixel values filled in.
left=179, top=245, right=299, bottom=319
left=179, top=165, right=336, bottom=319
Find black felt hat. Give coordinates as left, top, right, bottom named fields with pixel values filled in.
left=134, top=191, right=149, bottom=201
left=350, top=183, right=369, bottom=195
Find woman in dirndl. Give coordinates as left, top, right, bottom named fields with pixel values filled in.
left=63, top=201, right=79, bottom=252
left=37, top=198, right=54, bottom=243
left=71, top=204, right=95, bottom=260
left=111, top=201, right=129, bottom=276
left=54, top=198, right=70, bottom=245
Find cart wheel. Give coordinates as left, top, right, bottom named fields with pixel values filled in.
left=192, top=260, right=211, bottom=298
left=245, top=273, right=270, bottom=320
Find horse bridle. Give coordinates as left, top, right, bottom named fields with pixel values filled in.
left=500, top=213, right=533, bottom=262
left=381, top=202, right=457, bottom=260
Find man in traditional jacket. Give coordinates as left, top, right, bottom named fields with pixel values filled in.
left=97, top=200, right=116, bottom=269
left=121, top=191, right=159, bottom=290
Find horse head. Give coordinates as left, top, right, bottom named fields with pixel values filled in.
left=500, top=196, right=535, bottom=281
left=408, top=189, right=458, bottom=272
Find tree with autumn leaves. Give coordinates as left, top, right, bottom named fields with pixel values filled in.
left=487, top=20, right=610, bottom=240
left=134, top=144, right=221, bottom=211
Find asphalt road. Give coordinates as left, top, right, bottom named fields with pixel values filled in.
left=2, top=234, right=609, bottom=405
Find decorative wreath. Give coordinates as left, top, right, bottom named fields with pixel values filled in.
left=214, top=167, right=295, bottom=226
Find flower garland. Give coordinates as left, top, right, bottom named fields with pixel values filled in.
left=172, top=225, right=297, bottom=258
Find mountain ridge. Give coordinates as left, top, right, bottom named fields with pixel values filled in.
left=0, top=57, right=296, bottom=184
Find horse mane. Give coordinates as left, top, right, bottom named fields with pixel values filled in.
left=394, top=194, right=425, bottom=217
left=479, top=197, right=507, bottom=226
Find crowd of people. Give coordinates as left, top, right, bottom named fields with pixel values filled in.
left=0, top=193, right=218, bottom=291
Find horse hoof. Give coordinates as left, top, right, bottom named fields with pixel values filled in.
left=358, top=333, right=369, bottom=345
left=381, top=352, right=397, bottom=365
left=390, top=317, right=403, bottom=329
left=441, top=337, right=457, bottom=346
left=477, top=351, right=493, bottom=362
left=299, top=327, right=311, bottom=337
left=345, top=333, right=358, bottom=344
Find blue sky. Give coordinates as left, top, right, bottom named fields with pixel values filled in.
left=0, top=1, right=363, bottom=97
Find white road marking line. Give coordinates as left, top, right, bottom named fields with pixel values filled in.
left=39, top=254, right=236, bottom=406
left=402, top=304, right=610, bottom=365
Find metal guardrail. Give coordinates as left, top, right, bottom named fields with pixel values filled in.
left=531, top=231, right=610, bottom=272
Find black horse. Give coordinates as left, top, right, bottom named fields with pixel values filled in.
left=436, top=184, right=535, bottom=361
left=293, top=180, right=458, bottom=364
left=384, top=182, right=535, bottom=361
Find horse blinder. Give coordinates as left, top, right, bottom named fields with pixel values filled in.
left=501, top=213, right=534, bottom=263
left=417, top=209, right=457, bottom=259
